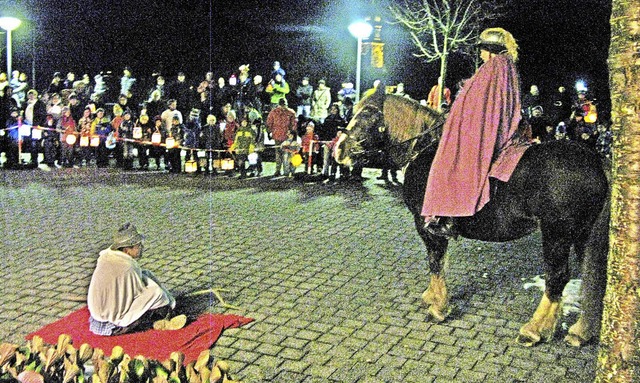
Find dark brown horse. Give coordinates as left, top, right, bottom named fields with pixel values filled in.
left=335, top=88, right=610, bottom=347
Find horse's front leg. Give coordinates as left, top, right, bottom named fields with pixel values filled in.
left=415, top=214, right=450, bottom=322
left=517, top=234, right=571, bottom=346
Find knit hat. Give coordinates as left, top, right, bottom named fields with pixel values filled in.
left=111, top=223, right=145, bottom=249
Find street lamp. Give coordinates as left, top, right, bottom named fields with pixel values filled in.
left=0, top=16, right=21, bottom=76
left=348, top=20, right=373, bottom=104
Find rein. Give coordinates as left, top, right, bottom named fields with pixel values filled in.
left=351, top=112, right=445, bottom=159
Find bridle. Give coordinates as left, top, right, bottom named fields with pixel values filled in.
left=344, top=105, right=445, bottom=161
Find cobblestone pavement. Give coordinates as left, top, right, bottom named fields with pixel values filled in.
left=0, top=164, right=598, bottom=382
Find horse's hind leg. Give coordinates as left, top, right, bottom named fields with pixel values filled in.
left=415, top=214, right=450, bottom=322
left=517, top=231, right=571, bottom=346
left=566, top=205, right=609, bottom=347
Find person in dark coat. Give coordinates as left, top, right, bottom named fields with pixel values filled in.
left=546, top=86, right=572, bottom=126
left=168, top=72, right=193, bottom=119
left=149, top=116, right=166, bottom=170
left=182, top=109, right=201, bottom=170
left=166, top=115, right=183, bottom=173
left=23, top=89, right=48, bottom=168
left=199, top=114, right=223, bottom=174
left=46, top=72, right=64, bottom=97
left=3, top=108, right=21, bottom=169
left=93, top=108, right=112, bottom=168
left=528, top=106, right=551, bottom=143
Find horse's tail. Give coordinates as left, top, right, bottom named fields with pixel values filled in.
left=579, top=188, right=610, bottom=331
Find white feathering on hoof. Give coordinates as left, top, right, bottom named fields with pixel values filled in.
left=522, top=275, right=582, bottom=317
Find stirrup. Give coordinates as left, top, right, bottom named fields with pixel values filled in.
left=424, top=217, right=455, bottom=237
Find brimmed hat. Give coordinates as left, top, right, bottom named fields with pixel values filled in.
left=477, top=27, right=518, bottom=61
left=111, top=222, right=145, bottom=249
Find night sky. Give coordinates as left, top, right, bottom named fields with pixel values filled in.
left=2, top=0, right=612, bottom=116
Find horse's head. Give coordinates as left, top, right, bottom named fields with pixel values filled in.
left=334, top=104, right=386, bottom=167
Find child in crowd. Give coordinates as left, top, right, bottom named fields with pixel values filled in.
left=59, top=107, right=77, bottom=168
left=281, top=130, right=301, bottom=177
left=229, top=117, right=256, bottom=179
left=300, top=121, right=320, bottom=174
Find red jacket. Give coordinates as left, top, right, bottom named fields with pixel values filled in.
left=301, top=132, right=320, bottom=153
left=267, top=106, right=296, bottom=142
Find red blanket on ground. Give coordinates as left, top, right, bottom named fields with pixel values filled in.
left=26, top=307, right=253, bottom=363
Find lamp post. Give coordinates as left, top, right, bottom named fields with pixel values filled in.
left=0, top=16, right=21, bottom=76
left=348, top=20, right=373, bottom=104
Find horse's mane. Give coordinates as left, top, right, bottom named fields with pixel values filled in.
left=382, top=95, right=443, bottom=144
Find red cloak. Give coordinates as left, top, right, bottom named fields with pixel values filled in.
left=421, top=54, right=529, bottom=220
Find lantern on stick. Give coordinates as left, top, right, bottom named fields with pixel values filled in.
left=221, top=158, right=234, bottom=170
left=31, top=127, right=42, bottom=140
left=65, top=134, right=77, bottom=146
left=151, top=131, right=162, bottom=145
left=184, top=151, right=198, bottom=173
left=19, top=124, right=31, bottom=137
left=133, top=126, right=142, bottom=139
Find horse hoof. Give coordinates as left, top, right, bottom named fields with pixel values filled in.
left=426, top=306, right=447, bottom=323
left=515, top=333, right=540, bottom=347
left=564, top=333, right=589, bottom=348
left=516, top=325, right=542, bottom=347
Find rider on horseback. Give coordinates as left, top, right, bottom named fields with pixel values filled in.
left=422, top=27, right=530, bottom=236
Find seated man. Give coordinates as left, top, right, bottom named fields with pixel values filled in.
left=87, top=223, right=185, bottom=335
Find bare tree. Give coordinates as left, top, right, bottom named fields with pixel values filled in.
left=596, top=0, right=640, bottom=381
left=390, top=0, right=502, bottom=109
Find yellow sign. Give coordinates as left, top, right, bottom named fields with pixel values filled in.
left=371, top=42, right=384, bottom=68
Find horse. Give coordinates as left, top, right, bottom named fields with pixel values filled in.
left=334, top=87, right=610, bottom=347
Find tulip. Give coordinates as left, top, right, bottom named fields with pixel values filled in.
left=110, top=345, right=124, bottom=365
left=170, top=351, right=185, bottom=376
left=42, top=347, right=62, bottom=373
left=185, top=363, right=201, bottom=383
left=78, top=344, right=94, bottom=365
left=56, top=334, right=72, bottom=354
left=17, top=370, right=44, bottom=383
left=62, top=356, right=81, bottom=383
left=132, top=355, right=149, bottom=379
left=29, top=337, right=45, bottom=355
left=194, top=350, right=210, bottom=372
left=0, top=343, right=18, bottom=367
left=118, top=354, right=131, bottom=383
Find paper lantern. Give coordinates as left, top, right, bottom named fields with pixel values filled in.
left=165, top=137, right=176, bottom=148
left=290, top=153, right=303, bottom=167
left=90, top=135, right=100, bottom=147
left=31, top=128, right=42, bottom=140
left=221, top=158, right=234, bottom=170
left=105, top=133, right=117, bottom=149
left=133, top=126, right=142, bottom=139
left=184, top=159, right=198, bottom=173
left=65, top=134, right=77, bottom=145
left=79, top=136, right=89, bottom=147
left=151, top=131, right=162, bottom=145
left=213, top=159, right=222, bottom=168
left=584, top=105, right=598, bottom=124
left=19, top=125, right=31, bottom=137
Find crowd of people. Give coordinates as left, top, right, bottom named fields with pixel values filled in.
left=0, top=58, right=612, bottom=180
left=520, top=83, right=612, bottom=158
left=0, top=62, right=369, bottom=181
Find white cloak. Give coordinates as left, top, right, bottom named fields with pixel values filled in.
left=87, top=248, right=175, bottom=327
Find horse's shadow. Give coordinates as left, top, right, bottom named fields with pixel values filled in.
left=173, top=288, right=222, bottom=322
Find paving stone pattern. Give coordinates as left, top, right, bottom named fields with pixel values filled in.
left=0, top=165, right=598, bottom=382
